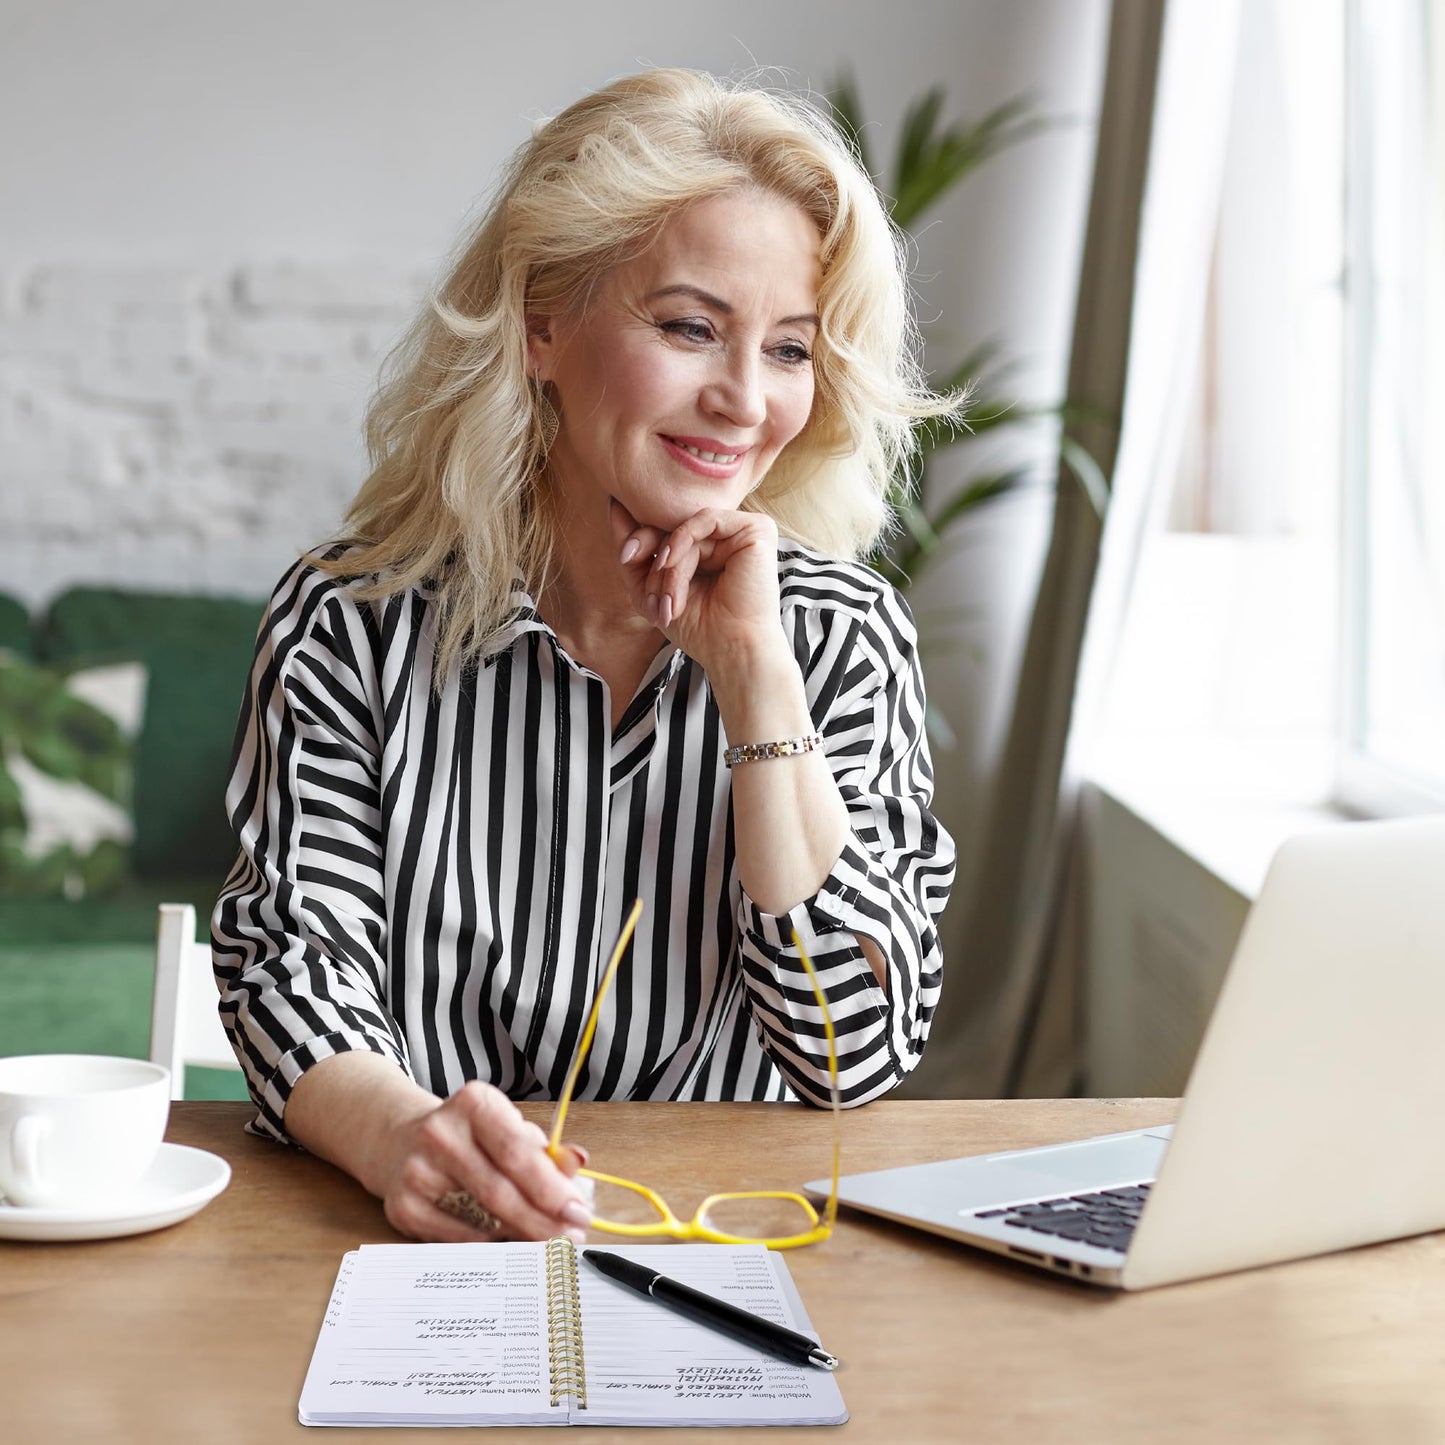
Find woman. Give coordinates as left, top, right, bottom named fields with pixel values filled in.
left=213, top=68, right=957, bottom=1244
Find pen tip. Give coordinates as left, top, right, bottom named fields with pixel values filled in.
left=808, top=1347, right=840, bottom=1372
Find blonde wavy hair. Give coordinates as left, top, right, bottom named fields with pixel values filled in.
left=319, top=67, right=954, bottom=675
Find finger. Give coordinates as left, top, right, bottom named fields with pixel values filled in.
left=398, top=1184, right=540, bottom=1244
left=410, top=1202, right=510, bottom=1243
left=620, top=529, right=668, bottom=625
left=406, top=1087, right=580, bottom=1241
left=654, top=513, right=772, bottom=620
left=652, top=543, right=698, bottom=624
left=473, top=1098, right=593, bottom=1232
left=665, top=506, right=774, bottom=553
left=648, top=513, right=728, bottom=623
left=385, top=1156, right=510, bottom=1243
left=449, top=1160, right=588, bottom=1243
left=455, top=1084, right=592, bottom=1237
left=624, top=531, right=669, bottom=616
left=623, top=527, right=667, bottom=569
left=611, top=497, right=665, bottom=570
left=553, top=1141, right=589, bottom=1176
left=660, top=509, right=775, bottom=580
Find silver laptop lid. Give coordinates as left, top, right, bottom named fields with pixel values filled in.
left=1121, top=814, right=1445, bottom=1288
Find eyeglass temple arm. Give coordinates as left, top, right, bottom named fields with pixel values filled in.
left=791, top=927, right=842, bottom=1229
left=547, top=898, right=644, bottom=1154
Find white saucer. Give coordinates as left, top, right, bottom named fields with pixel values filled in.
left=0, top=1143, right=231, bottom=1242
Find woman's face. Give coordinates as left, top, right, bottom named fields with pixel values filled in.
left=529, top=188, right=822, bottom=535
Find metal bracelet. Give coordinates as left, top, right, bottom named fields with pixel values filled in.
left=723, top=732, right=825, bottom=768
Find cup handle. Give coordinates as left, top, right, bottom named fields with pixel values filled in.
left=11, top=1114, right=49, bottom=1195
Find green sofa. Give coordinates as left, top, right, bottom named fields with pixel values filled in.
left=0, top=586, right=266, bottom=1098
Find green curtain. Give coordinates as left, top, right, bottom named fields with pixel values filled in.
left=902, top=0, right=1167, bottom=1099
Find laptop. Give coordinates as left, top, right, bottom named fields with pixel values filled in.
left=808, top=814, right=1445, bottom=1289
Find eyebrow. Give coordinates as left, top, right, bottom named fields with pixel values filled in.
left=645, top=284, right=819, bottom=329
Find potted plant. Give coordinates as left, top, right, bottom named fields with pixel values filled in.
left=827, top=77, right=1109, bottom=595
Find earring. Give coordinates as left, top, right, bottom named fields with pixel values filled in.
left=531, top=374, right=559, bottom=454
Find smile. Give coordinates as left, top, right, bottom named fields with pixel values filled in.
left=663, top=435, right=750, bottom=466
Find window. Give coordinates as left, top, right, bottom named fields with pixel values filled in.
left=1096, top=0, right=1445, bottom=823
left=1338, top=0, right=1445, bottom=812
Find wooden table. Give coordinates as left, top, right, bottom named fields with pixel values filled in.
left=1, top=1099, right=1437, bottom=1443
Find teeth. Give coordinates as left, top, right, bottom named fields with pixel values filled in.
left=679, top=442, right=739, bottom=464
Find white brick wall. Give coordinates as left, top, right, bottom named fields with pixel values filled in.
left=0, top=263, right=428, bottom=607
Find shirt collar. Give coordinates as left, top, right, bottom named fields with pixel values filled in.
left=477, top=581, right=551, bottom=666
left=477, top=582, right=687, bottom=686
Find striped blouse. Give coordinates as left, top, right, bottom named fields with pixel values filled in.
left=212, top=540, right=955, bottom=1142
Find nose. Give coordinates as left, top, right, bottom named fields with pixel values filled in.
left=702, top=350, right=767, bottom=429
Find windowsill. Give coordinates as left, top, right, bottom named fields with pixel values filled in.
left=1083, top=531, right=1350, bottom=899
left=1084, top=733, right=1350, bottom=901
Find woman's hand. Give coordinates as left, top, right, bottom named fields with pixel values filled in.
left=285, top=1054, right=591, bottom=1244
left=610, top=499, right=792, bottom=681
left=608, top=497, right=874, bottom=961
left=376, top=1081, right=593, bottom=1243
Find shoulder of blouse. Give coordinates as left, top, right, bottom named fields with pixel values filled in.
left=252, top=545, right=409, bottom=696
left=775, top=538, right=916, bottom=645
left=260, top=542, right=443, bottom=641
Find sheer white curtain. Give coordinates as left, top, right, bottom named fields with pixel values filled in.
left=906, top=0, right=1242, bottom=1098
left=1068, top=0, right=1243, bottom=770
left=1016, top=0, right=1244, bottom=1094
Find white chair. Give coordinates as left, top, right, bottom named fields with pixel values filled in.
left=150, top=903, right=239, bottom=1101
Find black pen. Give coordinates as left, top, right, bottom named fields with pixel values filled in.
left=582, top=1249, right=840, bottom=1371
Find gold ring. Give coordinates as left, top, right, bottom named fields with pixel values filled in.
left=436, top=1189, right=503, bottom=1232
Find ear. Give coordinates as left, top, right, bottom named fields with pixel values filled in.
left=525, top=315, right=555, bottom=381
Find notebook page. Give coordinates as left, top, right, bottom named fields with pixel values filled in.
left=298, top=1243, right=557, bottom=1426
left=574, top=1244, right=848, bottom=1426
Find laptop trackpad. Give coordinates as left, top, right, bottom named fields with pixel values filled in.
left=981, top=1132, right=1169, bottom=1199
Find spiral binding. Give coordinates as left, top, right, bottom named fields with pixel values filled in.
left=545, top=1237, right=588, bottom=1410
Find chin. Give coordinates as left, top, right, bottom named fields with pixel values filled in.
left=626, top=482, right=752, bottom=533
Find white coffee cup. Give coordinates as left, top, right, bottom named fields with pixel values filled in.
left=0, top=1055, right=171, bottom=1210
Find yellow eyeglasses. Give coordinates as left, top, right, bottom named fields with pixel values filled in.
left=547, top=899, right=841, bottom=1249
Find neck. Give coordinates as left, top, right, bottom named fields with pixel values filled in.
left=536, top=484, right=658, bottom=666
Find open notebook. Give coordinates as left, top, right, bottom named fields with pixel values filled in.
left=299, top=1238, right=848, bottom=1428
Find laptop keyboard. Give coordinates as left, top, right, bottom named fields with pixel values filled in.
left=973, top=1182, right=1153, bottom=1254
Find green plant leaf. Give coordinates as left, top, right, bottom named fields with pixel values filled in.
left=1059, top=435, right=1111, bottom=518
left=0, top=755, right=24, bottom=832
left=896, top=497, right=942, bottom=552
left=894, top=87, right=948, bottom=195
left=887, top=467, right=1032, bottom=581
left=935, top=339, right=1008, bottom=395
left=923, top=701, right=958, bottom=751
left=1053, top=397, right=1120, bottom=433
left=927, top=467, right=1033, bottom=533
left=822, top=76, right=1107, bottom=593
left=891, top=96, right=1051, bottom=231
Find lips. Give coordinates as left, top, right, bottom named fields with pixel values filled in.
left=663, top=434, right=751, bottom=465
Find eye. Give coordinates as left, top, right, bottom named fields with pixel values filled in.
left=771, top=340, right=813, bottom=367
left=659, top=318, right=715, bottom=344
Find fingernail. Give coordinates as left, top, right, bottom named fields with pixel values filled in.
left=568, top=1144, right=590, bottom=1169
left=562, top=1200, right=593, bottom=1229
left=656, top=544, right=670, bottom=569
left=659, top=594, right=673, bottom=628
left=620, top=538, right=641, bottom=564
left=565, top=1226, right=587, bottom=1245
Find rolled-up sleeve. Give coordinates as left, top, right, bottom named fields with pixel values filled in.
left=211, top=562, right=410, bottom=1141
left=736, top=580, right=954, bottom=1108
